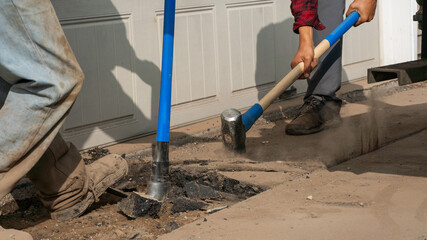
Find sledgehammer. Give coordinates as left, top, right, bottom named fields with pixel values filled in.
left=221, top=11, right=360, bottom=152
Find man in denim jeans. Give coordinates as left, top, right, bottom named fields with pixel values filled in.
left=286, top=0, right=377, bottom=135
left=0, top=1, right=128, bottom=238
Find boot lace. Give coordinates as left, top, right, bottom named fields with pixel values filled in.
left=296, top=97, right=323, bottom=117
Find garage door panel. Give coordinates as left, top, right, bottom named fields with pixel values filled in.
left=201, top=13, right=218, bottom=97
left=61, top=15, right=136, bottom=131
left=158, top=6, right=219, bottom=106
left=228, top=11, right=243, bottom=91
left=113, top=23, right=135, bottom=117
left=172, top=16, right=192, bottom=104
left=72, top=25, right=100, bottom=126
left=255, top=6, right=275, bottom=86
left=188, top=15, right=206, bottom=101
left=227, top=1, right=276, bottom=92
left=240, top=9, right=256, bottom=90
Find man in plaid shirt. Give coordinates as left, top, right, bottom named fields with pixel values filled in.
left=285, top=0, right=377, bottom=135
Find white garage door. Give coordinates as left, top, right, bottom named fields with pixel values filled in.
left=52, top=0, right=379, bottom=149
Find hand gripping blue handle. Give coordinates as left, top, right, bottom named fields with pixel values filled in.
left=241, top=11, right=360, bottom=132
left=325, top=11, right=360, bottom=46
left=157, top=0, right=176, bottom=142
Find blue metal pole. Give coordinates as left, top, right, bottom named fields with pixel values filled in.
left=147, top=0, right=176, bottom=200
left=157, top=0, right=176, bottom=143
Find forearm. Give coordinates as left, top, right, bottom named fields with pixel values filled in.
left=299, top=26, right=314, bottom=48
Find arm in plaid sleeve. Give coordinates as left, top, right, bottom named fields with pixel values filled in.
left=291, top=0, right=325, bottom=33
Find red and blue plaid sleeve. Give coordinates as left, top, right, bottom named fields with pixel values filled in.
left=291, top=0, right=325, bottom=33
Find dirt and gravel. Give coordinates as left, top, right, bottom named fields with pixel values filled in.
left=0, top=143, right=268, bottom=240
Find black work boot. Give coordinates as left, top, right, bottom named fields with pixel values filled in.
left=285, top=95, right=342, bottom=135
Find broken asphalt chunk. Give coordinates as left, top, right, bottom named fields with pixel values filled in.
left=171, top=197, right=207, bottom=213
left=184, top=181, right=220, bottom=199
left=165, top=221, right=179, bottom=233
left=118, top=192, right=162, bottom=218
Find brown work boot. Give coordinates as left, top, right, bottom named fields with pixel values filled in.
left=28, top=134, right=128, bottom=221
left=51, top=154, right=128, bottom=221
left=0, top=226, right=33, bottom=240
left=285, top=96, right=342, bottom=135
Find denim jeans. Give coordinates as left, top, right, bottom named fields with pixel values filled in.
left=0, top=0, right=84, bottom=199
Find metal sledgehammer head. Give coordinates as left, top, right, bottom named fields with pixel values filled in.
left=221, top=108, right=246, bottom=152
left=118, top=142, right=170, bottom=218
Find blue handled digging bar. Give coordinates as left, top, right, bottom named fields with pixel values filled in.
left=221, top=11, right=360, bottom=152
left=146, top=0, right=176, bottom=200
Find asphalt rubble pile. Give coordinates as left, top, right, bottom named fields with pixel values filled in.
left=0, top=147, right=269, bottom=238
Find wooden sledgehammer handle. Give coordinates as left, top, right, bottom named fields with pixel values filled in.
left=259, top=40, right=330, bottom=109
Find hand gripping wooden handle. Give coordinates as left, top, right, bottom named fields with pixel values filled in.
left=258, top=40, right=330, bottom=110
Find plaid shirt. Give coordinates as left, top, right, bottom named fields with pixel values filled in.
left=291, top=0, right=325, bottom=33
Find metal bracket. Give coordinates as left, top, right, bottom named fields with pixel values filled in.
left=368, top=60, right=427, bottom=86
left=423, top=0, right=427, bottom=58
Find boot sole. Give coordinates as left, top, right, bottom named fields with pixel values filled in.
left=285, top=117, right=342, bottom=136
left=285, top=126, right=323, bottom=135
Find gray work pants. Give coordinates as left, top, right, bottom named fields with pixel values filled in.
left=305, top=0, right=346, bottom=101
left=0, top=0, right=84, bottom=199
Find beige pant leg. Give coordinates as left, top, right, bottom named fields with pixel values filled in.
left=0, top=118, right=64, bottom=200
